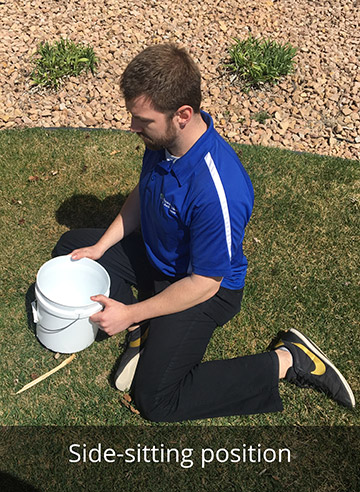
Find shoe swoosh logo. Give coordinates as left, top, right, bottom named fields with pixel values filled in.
left=274, top=340, right=326, bottom=376
left=292, top=342, right=326, bottom=376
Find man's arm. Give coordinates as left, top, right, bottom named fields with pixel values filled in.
left=71, top=183, right=140, bottom=260
left=90, top=273, right=222, bottom=336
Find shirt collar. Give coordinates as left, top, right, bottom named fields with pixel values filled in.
left=165, top=148, right=180, bottom=163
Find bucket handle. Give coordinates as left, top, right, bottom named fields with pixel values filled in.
left=32, top=300, right=83, bottom=333
left=37, top=317, right=80, bottom=334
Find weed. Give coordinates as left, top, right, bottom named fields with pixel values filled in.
left=30, top=38, right=98, bottom=90
left=225, top=35, right=297, bottom=91
left=252, top=110, right=272, bottom=124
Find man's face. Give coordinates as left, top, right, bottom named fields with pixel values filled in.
left=126, top=96, right=178, bottom=151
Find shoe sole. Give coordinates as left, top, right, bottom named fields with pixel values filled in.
left=290, top=328, right=355, bottom=408
left=114, top=349, right=143, bottom=392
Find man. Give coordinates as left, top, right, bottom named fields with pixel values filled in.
left=55, top=44, right=355, bottom=421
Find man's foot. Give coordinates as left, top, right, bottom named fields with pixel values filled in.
left=114, top=322, right=149, bottom=391
left=268, top=328, right=355, bottom=408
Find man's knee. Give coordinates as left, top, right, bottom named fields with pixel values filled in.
left=53, top=230, right=74, bottom=256
left=132, top=384, right=176, bottom=423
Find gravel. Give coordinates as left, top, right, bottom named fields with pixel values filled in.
left=0, top=0, right=359, bottom=159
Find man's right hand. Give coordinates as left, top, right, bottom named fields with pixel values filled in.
left=70, top=244, right=105, bottom=261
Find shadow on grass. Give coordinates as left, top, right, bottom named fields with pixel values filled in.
left=55, top=193, right=127, bottom=229
left=25, top=283, right=36, bottom=335
left=0, top=471, right=41, bottom=492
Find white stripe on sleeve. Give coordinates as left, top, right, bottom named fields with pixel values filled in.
left=204, top=152, right=232, bottom=260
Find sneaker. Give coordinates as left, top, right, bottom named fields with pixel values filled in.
left=268, top=328, right=355, bottom=408
left=114, top=322, right=149, bottom=391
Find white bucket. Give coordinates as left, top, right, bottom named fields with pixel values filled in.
left=32, top=255, right=110, bottom=353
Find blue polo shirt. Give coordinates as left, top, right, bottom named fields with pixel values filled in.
left=139, top=111, right=254, bottom=290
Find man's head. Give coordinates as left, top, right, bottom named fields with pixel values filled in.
left=126, top=95, right=178, bottom=151
left=120, top=44, right=202, bottom=116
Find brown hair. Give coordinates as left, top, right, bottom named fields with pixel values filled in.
left=120, top=44, right=202, bottom=114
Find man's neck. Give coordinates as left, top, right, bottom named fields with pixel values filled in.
left=167, top=113, right=208, bottom=157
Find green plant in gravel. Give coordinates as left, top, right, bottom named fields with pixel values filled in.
left=225, top=35, right=297, bottom=91
left=30, top=38, right=98, bottom=90
left=252, top=110, right=271, bottom=124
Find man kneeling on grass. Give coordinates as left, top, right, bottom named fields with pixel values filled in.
left=54, top=44, right=355, bottom=421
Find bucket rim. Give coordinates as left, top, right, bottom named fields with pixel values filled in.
left=35, top=284, right=106, bottom=318
left=35, top=284, right=101, bottom=312
left=35, top=255, right=110, bottom=310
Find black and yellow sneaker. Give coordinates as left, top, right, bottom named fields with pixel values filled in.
left=268, top=328, right=355, bottom=408
left=114, top=322, right=149, bottom=391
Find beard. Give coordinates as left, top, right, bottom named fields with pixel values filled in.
left=138, top=120, right=177, bottom=151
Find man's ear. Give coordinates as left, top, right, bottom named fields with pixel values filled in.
left=174, top=105, right=193, bottom=129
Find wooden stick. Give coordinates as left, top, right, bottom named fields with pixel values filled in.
left=16, top=354, right=76, bottom=394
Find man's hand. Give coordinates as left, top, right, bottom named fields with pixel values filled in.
left=90, top=295, right=135, bottom=336
left=70, top=244, right=105, bottom=261
left=90, top=273, right=222, bottom=337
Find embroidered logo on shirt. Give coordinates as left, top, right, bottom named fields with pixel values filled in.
left=160, top=193, right=178, bottom=217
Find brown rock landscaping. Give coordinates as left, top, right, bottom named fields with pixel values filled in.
left=0, top=0, right=359, bottom=159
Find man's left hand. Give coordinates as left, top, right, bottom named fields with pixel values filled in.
left=90, top=295, right=135, bottom=336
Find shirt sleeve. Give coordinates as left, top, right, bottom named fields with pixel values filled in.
left=189, top=196, right=233, bottom=278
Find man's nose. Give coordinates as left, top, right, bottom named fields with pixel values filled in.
left=130, top=117, right=142, bottom=133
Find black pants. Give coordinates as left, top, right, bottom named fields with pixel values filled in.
left=55, top=229, right=283, bottom=422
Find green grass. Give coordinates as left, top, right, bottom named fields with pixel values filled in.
left=0, top=128, right=358, bottom=427
left=0, top=128, right=359, bottom=490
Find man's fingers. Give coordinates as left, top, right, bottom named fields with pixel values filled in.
left=90, top=311, right=102, bottom=324
left=91, top=294, right=110, bottom=305
left=71, top=252, right=82, bottom=260
left=88, top=297, right=130, bottom=336
left=89, top=296, right=109, bottom=325
left=90, top=295, right=112, bottom=322
left=70, top=250, right=86, bottom=260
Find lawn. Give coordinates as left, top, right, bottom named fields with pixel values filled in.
left=0, top=128, right=358, bottom=490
